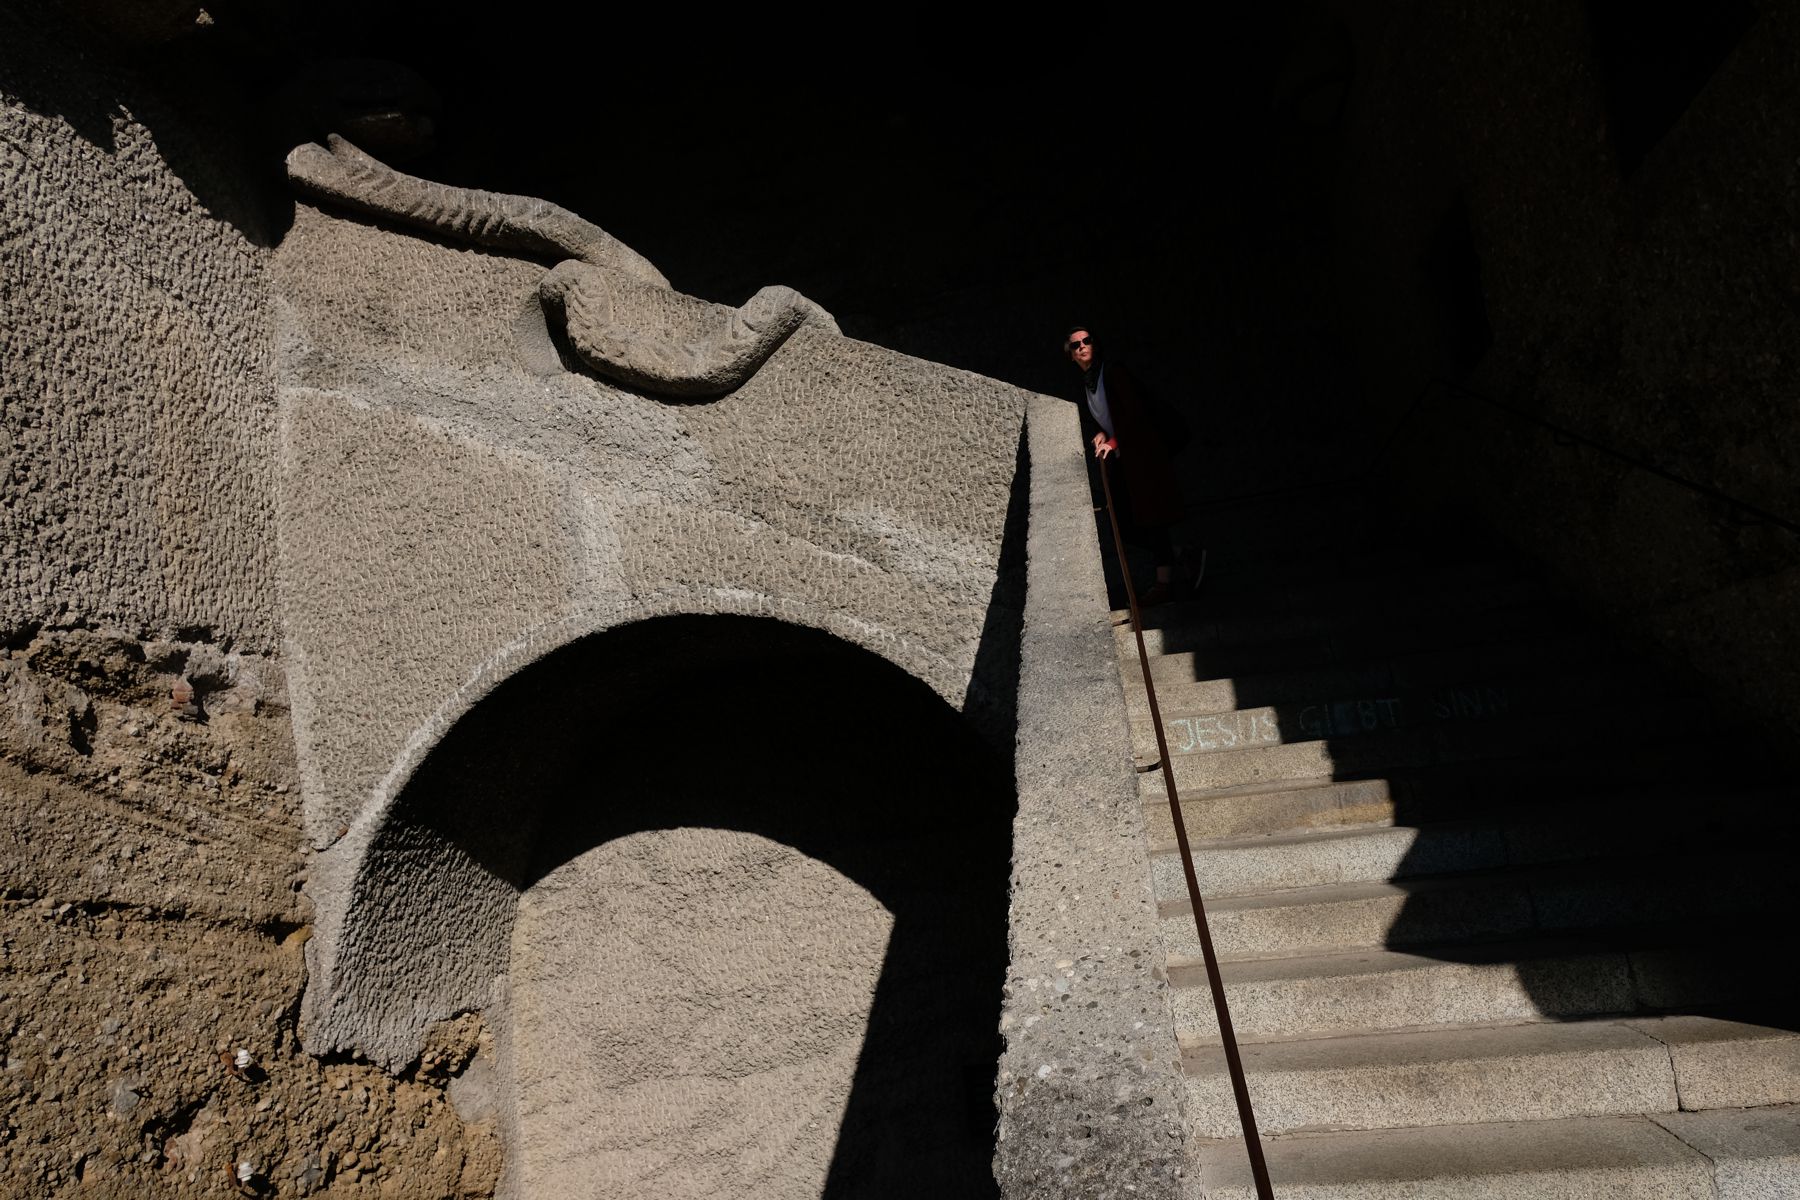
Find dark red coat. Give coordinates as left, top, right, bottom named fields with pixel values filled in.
left=1078, top=359, right=1186, bottom=528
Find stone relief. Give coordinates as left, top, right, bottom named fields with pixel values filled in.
left=286, top=134, right=839, bottom=398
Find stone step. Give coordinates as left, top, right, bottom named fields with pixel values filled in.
left=1180, top=530, right=1518, bottom=598
left=1629, top=1015, right=1800, bottom=1112
left=1160, top=849, right=1800, bottom=959
left=1196, top=1107, right=1800, bottom=1199
left=1156, top=700, right=1700, bottom=794
left=1134, top=668, right=1658, bottom=763
left=1168, top=933, right=1782, bottom=1045
left=1138, top=748, right=1777, bottom=841
left=1182, top=1018, right=1680, bottom=1138
left=1124, top=630, right=1613, bottom=722
left=1123, top=568, right=1548, bottom=651
left=1148, top=790, right=1796, bottom=903
left=1122, top=603, right=1564, bottom=689
left=1108, top=557, right=1548, bottom=644
left=1153, top=821, right=1507, bottom=901
left=1117, top=583, right=1567, bottom=664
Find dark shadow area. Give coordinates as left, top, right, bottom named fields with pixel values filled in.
left=377, top=615, right=1014, bottom=1197
left=1135, top=473, right=1800, bottom=1033
left=1586, top=0, right=1758, bottom=176
left=1421, top=194, right=1492, bottom=382
left=963, top=424, right=1030, bottom=769
left=0, top=1, right=296, bottom=247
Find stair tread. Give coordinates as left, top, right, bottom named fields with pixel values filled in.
left=1182, top=1012, right=1800, bottom=1074
left=1110, top=530, right=1800, bottom=1194
left=1182, top=1015, right=1666, bottom=1073
left=1171, top=918, right=1794, bottom=979
left=1141, top=752, right=1791, bottom=839
left=1151, top=698, right=1720, bottom=793
left=1166, top=842, right=1789, bottom=912
left=1196, top=1109, right=1800, bottom=1198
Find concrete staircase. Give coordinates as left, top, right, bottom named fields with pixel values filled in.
left=1111, top=498, right=1800, bottom=1197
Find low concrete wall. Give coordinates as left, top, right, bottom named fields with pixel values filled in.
left=994, top=394, right=1188, bottom=1198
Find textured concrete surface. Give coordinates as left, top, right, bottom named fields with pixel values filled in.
left=1628, top=1016, right=1800, bottom=1111
left=272, top=199, right=1026, bottom=835
left=1183, top=1020, right=1676, bottom=1136
left=1170, top=876, right=1532, bottom=959
left=991, top=395, right=1188, bottom=1199
left=509, top=830, right=892, bottom=1198
left=1198, top=1115, right=1714, bottom=1199
left=1, top=9, right=282, bottom=652
left=5, top=14, right=1044, bottom=1189
left=1151, top=823, right=1507, bottom=899
left=1169, top=945, right=1635, bottom=1044
left=1653, top=1106, right=1800, bottom=1200
left=271, top=183, right=1029, bottom=1083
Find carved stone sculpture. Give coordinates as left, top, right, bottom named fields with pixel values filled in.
left=286, top=135, right=839, bottom=398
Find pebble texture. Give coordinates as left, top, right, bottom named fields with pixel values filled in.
left=0, top=629, right=501, bottom=1196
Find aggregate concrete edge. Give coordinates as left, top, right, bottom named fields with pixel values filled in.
left=994, top=394, right=1188, bottom=1198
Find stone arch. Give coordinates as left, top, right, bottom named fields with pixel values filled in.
left=301, top=612, right=1014, bottom=1196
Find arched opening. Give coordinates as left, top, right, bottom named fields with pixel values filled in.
left=369, top=614, right=1014, bottom=1197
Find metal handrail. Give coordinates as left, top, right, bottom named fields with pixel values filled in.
left=1099, top=455, right=1275, bottom=1200
left=1191, top=377, right=1800, bottom=538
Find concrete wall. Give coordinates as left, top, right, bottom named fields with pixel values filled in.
left=3, top=8, right=1047, bottom=1192
left=993, top=396, right=1189, bottom=1199
left=1, top=5, right=282, bottom=651
left=271, top=197, right=1028, bottom=1075
left=1297, top=0, right=1800, bottom=751
left=1, top=9, right=504, bottom=1193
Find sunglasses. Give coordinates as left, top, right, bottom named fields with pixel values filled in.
left=1067, top=336, right=1093, bottom=351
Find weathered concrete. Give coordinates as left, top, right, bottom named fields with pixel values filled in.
left=991, top=395, right=1188, bottom=1198
left=1, top=10, right=282, bottom=651
left=1628, top=1016, right=1800, bottom=1112
left=1199, top=1115, right=1714, bottom=1200
left=1654, top=1106, right=1800, bottom=1200
left=1183, top=1020, right=1677, bottom=1137
left=4, top=14, right=1054, bottom=1189
left=510, top=830, right=893, bottom=1198
left=1169, top=944, right=1636, bottom=1044
left=269, top=165, right=1031, bottom=1088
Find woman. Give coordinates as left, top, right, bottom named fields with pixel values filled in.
left=1064, top=324, right=1192, bottom=606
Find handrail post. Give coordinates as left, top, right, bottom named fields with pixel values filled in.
left=1100, top=455, right=1275, bottom=1200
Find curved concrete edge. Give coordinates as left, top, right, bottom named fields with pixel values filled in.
left=994, top=396, right=1188, bottom=1197
left=298, top=591, right=968, bottom=1072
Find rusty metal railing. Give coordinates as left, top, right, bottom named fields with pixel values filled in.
left=1099, top=455, right=1274, bottom=1199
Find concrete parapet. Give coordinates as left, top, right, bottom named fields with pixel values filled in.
left=992, top=394, right=1190, bottom=1198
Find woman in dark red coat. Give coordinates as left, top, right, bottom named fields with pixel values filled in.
left=1064, top=325, right=1190, bottom=604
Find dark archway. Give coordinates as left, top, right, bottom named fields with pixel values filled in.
left=381, top=614, right=1014, bottom=1196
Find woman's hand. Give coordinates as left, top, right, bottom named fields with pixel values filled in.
left=1092, top=432, right=1117, bottom=459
